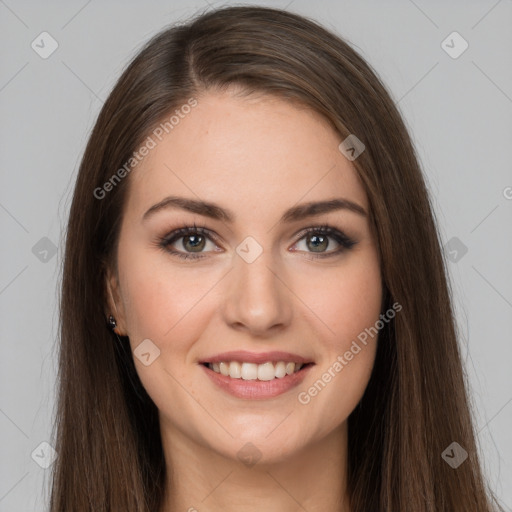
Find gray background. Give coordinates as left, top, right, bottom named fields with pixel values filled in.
left=1, top=0, right=511, bottom=510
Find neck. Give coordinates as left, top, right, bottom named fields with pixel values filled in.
left=159, top=421, right=350, bottom=512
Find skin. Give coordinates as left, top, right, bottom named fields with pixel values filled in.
left=106, top=87, right=382, bottom=512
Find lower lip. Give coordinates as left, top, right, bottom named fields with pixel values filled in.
left=200, top=363, right=314, bottom=400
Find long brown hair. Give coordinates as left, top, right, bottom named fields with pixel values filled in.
left=49, top=5, right=503, bottom=511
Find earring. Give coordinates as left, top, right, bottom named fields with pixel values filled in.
left=107, top=315, right=117, bottom=331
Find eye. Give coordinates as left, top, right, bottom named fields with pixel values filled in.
left=157, top=223, right=220, bottom=260
left=156, top=223, right=357, bottom=261
left=291, top=225, right=357, bottom=259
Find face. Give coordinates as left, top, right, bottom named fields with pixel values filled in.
left=107, top=88, right=382, bottom=465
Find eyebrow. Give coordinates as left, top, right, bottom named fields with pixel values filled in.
left=142, top=195, right=367, bottom=223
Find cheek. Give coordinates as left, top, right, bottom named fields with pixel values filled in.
left=117, top=242, right=219, bottom=353
left=294, top=250, right=382, bottom=417
left=298, top=250, right=382, bottom=350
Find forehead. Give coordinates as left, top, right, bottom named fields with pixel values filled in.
left=125, top=90, right=368, bottom=221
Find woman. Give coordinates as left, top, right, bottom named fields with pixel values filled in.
left=49, top=5, right=503, bottom=511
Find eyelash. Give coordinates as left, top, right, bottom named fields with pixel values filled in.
left=156, top=222, right=357, bottom=261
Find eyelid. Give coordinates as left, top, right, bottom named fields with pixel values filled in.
left=155, top=223, right=221, bottom=261
left=157, top=223, right=356, bottom=260
left=289, top=225, right=357, bottom=259
left=159, top=223, right=219, bottom=246
left=292, top=224, right=355, bottom=246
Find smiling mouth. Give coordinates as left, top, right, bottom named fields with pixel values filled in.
left=201, top=361, right=314, bottom=381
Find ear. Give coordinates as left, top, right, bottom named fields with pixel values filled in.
left=104, top=265, right=127, bottom=336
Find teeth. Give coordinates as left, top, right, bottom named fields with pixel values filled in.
left=207, top=361, right=305, bottom=380
left=275, top=361, right=287, bottom=378
left=219, top=362, right=230, bottom=377
left=258, top=362, right=275, bottom=381
left=229, top=361, right=241, bottom=379
left=241, top=363, right=258, bottom=380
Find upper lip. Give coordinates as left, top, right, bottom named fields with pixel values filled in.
left=199, top=350, right=313, bottom=365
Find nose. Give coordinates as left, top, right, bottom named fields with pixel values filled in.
left=221, top=247, right=293, bottom=337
